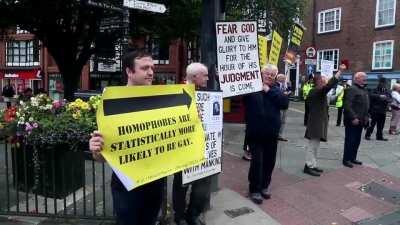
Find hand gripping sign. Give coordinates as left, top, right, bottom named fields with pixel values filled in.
left=97, top=84, right=205, bottom=190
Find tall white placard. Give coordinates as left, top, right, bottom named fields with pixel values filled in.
left=216, top=21, right=263, bottom=98
left=321, top=60, right=334, bottom=78
left=182, top=91, right=223, bottom=184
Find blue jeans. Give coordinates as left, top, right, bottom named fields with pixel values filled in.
left=112, top=179, right=164, bottom=225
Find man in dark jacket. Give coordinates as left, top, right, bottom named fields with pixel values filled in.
left=342, top=72, right=370, bottom=168
left=365, top=77, right=391, bottom=141
left=244, top=64, right=289, bottom=205
left=303, top=64, right=346, bottom=176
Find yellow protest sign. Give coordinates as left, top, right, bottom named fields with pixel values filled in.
left=258, top=35, right=268, bottom=67
left=290, top=24, right=304, bottom=46
left=269, top=31, right=283, bottom=66
left=97, top=84, right=205, bottom=190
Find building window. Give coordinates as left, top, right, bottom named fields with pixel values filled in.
left=145, top=37, right=170, bottom=65
left=375, top=0, right=396, bottom=28
left=372, top=40, right=394, bottom=70
left=318, top=8, right=341, bottom=34
left=317, top=49, right=340, bottom=71
left=6, top=40, right=40, bottom=67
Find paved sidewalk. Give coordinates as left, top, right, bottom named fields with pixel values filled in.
left=1, top=101, right=399, bottom=225
left=222, top=101, right=400, bottom=225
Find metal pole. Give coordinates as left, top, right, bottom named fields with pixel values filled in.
left=201, top=0, right=220, bottom=91
left=295, top=55, right=300, bottom=97
left=121, top=8, right=130, bottom=84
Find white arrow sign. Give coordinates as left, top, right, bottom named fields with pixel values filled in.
left=123, top=0, right=166, bottom=13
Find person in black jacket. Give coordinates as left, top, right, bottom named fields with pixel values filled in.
left=244, top=64, right=289, bottom=205
left=365, top=77, right=391, bottom=141
left=2, top=81, right=15, bottom=109
left=342, top=72, right=370, bottom=168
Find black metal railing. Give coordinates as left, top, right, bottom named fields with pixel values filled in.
left=0, top=137, right=114, bottom=220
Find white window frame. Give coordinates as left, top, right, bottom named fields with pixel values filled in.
left=316, top=49, right=340, bottom=72
left=372, top=40, right=394, bottom=70
left=5, top=40, right=40, bottom=67
left=318, top=7, right=342, bottom=34
left=375, top=0, right=396, bottom=28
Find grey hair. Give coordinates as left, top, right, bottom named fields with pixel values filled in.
left=261, top=64, right=278, bottom=75
left=186, top=63, right=208, bottom=83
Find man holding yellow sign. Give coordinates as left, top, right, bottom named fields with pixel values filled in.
left=89, top=50, right=205, bottom=225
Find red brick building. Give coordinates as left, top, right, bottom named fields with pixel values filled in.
left=0, top=27, right=191, bottom=100
left=301, top=0, right=400, bottom=86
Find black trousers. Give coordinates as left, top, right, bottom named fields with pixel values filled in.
left=336, top=107, right=343, bottom=126
left=343, top=124, right=363, bottom=163
left=111, top=179, right=164, bottom=225
left=172, top=173, right=211, bottom=222
left=248, top=137, right=278, bottom=193
left=304, top=101, right=310, bottom=126
left=365, top=113, right=386, bottom=139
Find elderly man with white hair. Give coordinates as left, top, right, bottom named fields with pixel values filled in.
left=389, top=83, right=400, bottom=135
left=173, top=62, right=210, bottom=225
left=342, top=72, right=370, bottom=168
left=244, top=64, right=289, bottom=204
left=303, top=64, right=346, bottom=176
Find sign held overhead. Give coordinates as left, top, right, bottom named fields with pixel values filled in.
left=123, top=0, right=166, bottom=13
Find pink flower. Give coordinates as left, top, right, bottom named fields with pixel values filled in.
left=33, top=123, right=39, bottom=128
left=25, top=122, right=33, bottom=132
left=52, top=100, right=62, bottom=109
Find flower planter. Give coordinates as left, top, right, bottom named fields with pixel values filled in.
left=12, top=143, right=85, bottom=199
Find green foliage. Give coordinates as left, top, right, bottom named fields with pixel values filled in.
left=131, top=0, right=202, bottom=42
left=12, top=94, right=100, bottom=151
left=225, top=0, right=307, bottom=38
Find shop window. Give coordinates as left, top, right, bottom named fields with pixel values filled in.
left=187, top=38, right=201, bottom=64
left=6, top=40, right=40, bottom=67
left=145, top=37, right=170, bottom=65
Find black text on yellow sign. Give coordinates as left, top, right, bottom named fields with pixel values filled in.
left=290, top=24, right=304, bottom=46
left=97, top=85, right=205, bottom=190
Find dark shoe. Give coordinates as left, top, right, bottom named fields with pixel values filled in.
left=365, top=136, right=371, bottom=140
left=260, top=189, right=271, bottom=199
left=351, top=160, right=362, bottom=165
left=249, top=193, right=263, bottom=204
left=343, top=161, right=354, bottom=168
left=376, top=138, right=388, bottom=141
left=303, top=165, right=321, bottom=176
left=278, top=136, right=288, bottom=141
left=242, top=152, right=252, bottom=161
left=312, top=167, right=324, bottom=173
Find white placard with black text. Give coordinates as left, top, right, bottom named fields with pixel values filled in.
left=182, top=91, right=223, bottom=184
left=321, top=60, right=334, bottom=78
left=216, top=21, right=263, bottom=98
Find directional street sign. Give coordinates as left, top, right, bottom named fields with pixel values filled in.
left=123, top=0, right=166, bottom=13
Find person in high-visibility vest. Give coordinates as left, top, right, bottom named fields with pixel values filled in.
left=303, top=79, right=314, bottom=126
left=335, top=80, right=347, bottom=126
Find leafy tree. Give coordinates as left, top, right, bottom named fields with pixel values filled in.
left=0, top=0, right=204, bottom=99
left=0, top=0, right=125, bottom=100
left=225, top=0, right=307, bottom=38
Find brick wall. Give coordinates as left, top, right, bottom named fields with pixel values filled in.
left=302, top=0, right=400, bottom=73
